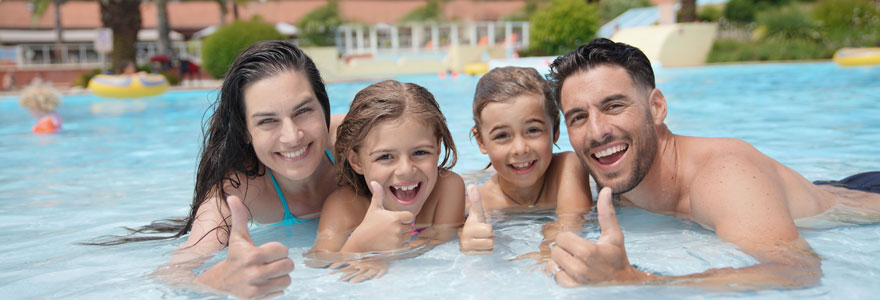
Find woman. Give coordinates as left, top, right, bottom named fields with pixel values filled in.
left=99, top=41, right=342, bottom=298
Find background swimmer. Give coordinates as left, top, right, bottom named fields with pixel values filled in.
left=19, top=79, right=62, bottom=134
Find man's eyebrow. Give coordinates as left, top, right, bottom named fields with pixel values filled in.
left=600, top=94, right=628, bottom=105
left=563, top=108, right=585, bottom=121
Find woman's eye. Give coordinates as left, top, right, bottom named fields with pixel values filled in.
left=257, top=119, right=276, bottom=125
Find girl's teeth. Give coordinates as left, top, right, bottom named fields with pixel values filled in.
left=594, top=144, right=627, bottom=158
left=512, top=162, right=531, bottom=169
left=396, top=184, right=418, bottom=191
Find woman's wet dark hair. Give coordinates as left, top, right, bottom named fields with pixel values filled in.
left=86, top=40, right=330, bottom=245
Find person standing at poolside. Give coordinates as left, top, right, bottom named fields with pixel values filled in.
left=544, top=38, right=880, bottom=289
left=94, top=41, right=344, bottom=298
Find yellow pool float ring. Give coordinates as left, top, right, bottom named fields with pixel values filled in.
left=88, top=73, right=169, bottom=98
left=833, top=47, right=880, bottom=66
left=463, top=62, right=489, bottom=76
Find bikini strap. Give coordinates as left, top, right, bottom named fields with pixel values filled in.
left=267, top=169, right=295, bottom=219
left=325, top=148, right=335, bottom=164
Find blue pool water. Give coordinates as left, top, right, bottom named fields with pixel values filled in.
left=1, top=62, right=879, bottom=298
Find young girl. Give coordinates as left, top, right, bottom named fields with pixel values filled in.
left=471, top=66, right=593, bottom=261
left=19, top=80, right=62, bottom=134
left=93, top=41, right=343, bottom=299
left=308, top=80, right=491, bottom=282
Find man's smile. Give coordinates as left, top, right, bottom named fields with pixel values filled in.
left=591, top=142, right=628, bottom=169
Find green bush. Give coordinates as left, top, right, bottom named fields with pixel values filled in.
left=73, top=68, right=102, bottom=88
left=813, top=0, right=879, bottom=27
left=756, top=5, right=816, bottom=40
left=698, top=5, right=723, bottom=22
left=599, top=0, right=652, bottom=23
left=529, top=0, right=600, bottom=56
left=201, top=20, right=284, bottom=79
left=161, top=71, right=180, bottom=86
left=724, top=0, right=793, bottom=23
left=400, top=0, right=444, bottom=22
left=724, top=0, right=758, bottom=22
left=708, top=37, right=827, bottom=62
left=297, top=0, right=344, bottom=47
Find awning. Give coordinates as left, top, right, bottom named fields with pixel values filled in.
left=0, top=29, right=184, bottom=43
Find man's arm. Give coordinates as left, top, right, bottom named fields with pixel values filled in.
left=548, top=156, right=822, bottom=291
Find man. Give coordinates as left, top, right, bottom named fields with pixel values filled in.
left=545, top=38, right=880, bottom=289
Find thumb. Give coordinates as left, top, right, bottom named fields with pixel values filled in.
left=596, top=187, right=623, bottom=246
left=227, top=195, right=253, bottom=245
left=466, top=184, right=485, bottom=224
left=368, top=181, right=386, bottom=211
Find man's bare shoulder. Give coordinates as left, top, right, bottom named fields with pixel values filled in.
left=680, top=136, right=760, bottom=157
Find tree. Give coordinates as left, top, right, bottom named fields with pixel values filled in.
left=156, top=0, right=171, bottom=57
left=529, top=0, right=599, bottom=55
left=29, top=0, right=66, bottom=62
left=680, top=0, right=697, bottom=22
left=100, top=0, right=142, bottom=73
left=297, top=0, right=344, bottom=46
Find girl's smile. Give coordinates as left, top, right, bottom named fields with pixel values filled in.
left=351, top=117, right=440, bottom=214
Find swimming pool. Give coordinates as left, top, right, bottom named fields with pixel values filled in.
left=1, top=62, right=878, bottom=298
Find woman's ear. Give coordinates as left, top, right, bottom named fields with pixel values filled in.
left=473, top=127, right=488, bottom=154
left=348, top=150, right=364, bottom=174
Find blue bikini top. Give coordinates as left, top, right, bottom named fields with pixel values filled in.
left=268, top=148, right=334, bottom=225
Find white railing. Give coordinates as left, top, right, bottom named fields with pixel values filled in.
left=336, top=21, right=529, bottom=57
left=8, top=41, right=201, bottom=68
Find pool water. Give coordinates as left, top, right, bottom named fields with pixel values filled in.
left=1, top=62, right=879, bottom=299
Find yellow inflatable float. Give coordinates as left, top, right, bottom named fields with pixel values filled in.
left=88, top=73, right=169, bottom=98
left=463, top=62, right=489, bottom=76
left=833, top=47, right=880, bottom=66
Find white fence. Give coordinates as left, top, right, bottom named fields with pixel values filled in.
left=2, top=41, right=201, bottom=68
left=337, top=21, right=529, bottom=57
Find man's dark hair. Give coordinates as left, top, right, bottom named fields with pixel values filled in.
left=548, top=38, right=655, bottom=106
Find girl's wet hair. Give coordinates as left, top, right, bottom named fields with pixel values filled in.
left=472, top=66, right=559, bottom=139
left=335, top=80, right=456, bottom=196
left=87, top=40, right=329, bottom=245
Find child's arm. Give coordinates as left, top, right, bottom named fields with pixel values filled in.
left=425, top=171, right=494, bottom=253
left=154, top=190, right=293, bottom=299
left=519, top=152, right=593, bottom=262
left=307, top=183, right=415, bottom=263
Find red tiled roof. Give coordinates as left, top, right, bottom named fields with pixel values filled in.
left=0, top=0, right=525, bottom=31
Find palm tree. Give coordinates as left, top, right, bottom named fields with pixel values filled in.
left=156, top=0, right=171, bottom=58
left=680, top=0, right=697, bottom=22
left=29, top=0, right=66, bottom=62
left=100, top=0, right=142, bottom=73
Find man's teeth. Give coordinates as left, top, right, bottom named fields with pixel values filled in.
left=512, top=162, right=531, bottom=169
left=281, top=147, right=307, bottom=158
left=395, top=184, right=418, bottom=191
left=594, top=144, right=628, bottom=158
